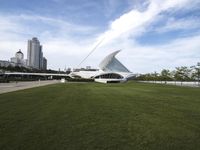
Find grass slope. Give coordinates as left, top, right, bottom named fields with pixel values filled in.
left=0, top=82, right=200, bottom=150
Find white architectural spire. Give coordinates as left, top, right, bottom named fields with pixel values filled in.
left=99, top=50, right=130, bottom=73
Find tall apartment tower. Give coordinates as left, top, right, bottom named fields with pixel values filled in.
left=42, top=57, right=47, bottom=70
left=27, top=37, right=44, bottom=70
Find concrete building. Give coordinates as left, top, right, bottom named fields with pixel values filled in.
left=0, top=60, right=10, bottom=67
left=27, top=37, right=46, bottom=70
left=0, top=50, right=25, bottom=68
left=39, top=47, right=43, bottom=69
left=1, top=38, right=47, bottom=70
left=70, top=50, right=135, bottom=83
left=10, top=49, right=25, bottom=66
left=15, top=49, right=24, bottom=60
left=42, top=57, right=47, bottom=70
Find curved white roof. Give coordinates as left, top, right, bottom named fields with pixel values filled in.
left=99, top=50, right=130, bottom=73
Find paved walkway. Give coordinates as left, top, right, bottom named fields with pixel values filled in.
left=0, top=80, right=59, bottom=94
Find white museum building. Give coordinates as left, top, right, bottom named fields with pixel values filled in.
left=70, top=50, right=134, bottom=83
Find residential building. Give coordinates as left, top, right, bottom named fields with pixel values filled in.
left=27, top=37, right=45, bottom=70
left=42, top=57, right=47, bottom=70
left=10, top=49, right=25, bottom=66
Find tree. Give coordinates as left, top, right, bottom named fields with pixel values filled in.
left=160, top=69, right=171, bottom=83
left=153, top=71, right=159, bottom=81
left=174, top=67, right=182, bottom=81
left=174, top=66, right=192, bottom=84
left=190, top=62, right=200, bottom=86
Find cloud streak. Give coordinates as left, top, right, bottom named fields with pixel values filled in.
left=0, top=0, right=199, bottom=72
left=96, top=0, right=191, bottom=47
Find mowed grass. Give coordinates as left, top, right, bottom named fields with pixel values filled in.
left=0, top=82, right=200, bottom=150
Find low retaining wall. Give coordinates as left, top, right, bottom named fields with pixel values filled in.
left=139, top=81, right=200, bottom=87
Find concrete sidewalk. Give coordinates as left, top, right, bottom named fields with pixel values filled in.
left=0, top=80, right=59, bottom=94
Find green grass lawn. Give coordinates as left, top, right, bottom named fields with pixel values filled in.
left=0, top=82, right=200, bottom=150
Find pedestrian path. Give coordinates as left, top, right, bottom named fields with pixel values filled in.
left=0, top=80, right=59, bottom=94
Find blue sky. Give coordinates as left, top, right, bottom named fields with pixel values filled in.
left=0, top=0, right=200, bottom=73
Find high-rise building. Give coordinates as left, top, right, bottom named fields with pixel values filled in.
left=39, top=46, right=43, bottom=69
left=10, top=49, right=25, bottom=66
left=27, top=37, right=47, bottom=70
left=15, top=49, right=24, bottom=60
left=42, top=57, right=47, bottom=70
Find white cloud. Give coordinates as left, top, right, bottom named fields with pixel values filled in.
left=81, top=0, right=199, bottom=73
left=96, top=0, right=191, bottom=47
left=0, top=14, right=98, bottom=69
left=98, top=34, right=200, bottom=73
left=1, top=14, right=97, bottom=38
left=0, top=0, right=199, bottom=72
left=153, top=17, right=200, bottom=33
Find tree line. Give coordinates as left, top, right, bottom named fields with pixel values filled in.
left=136, top=63, right=200, bottom=82
left=0, top=65, right=67, bottom=74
